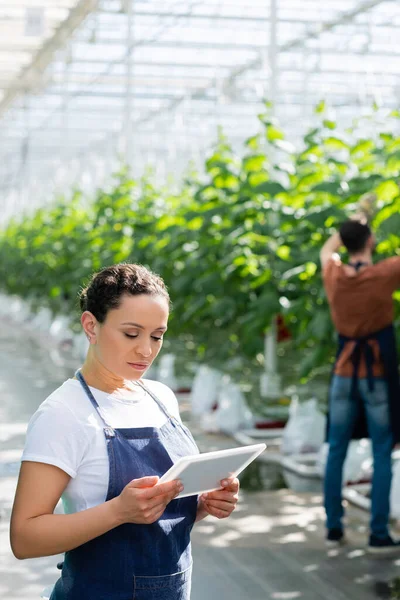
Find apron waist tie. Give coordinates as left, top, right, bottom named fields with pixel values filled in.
left=348, top=338, right=375, bottom=396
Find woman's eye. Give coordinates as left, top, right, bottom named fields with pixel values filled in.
left=124, top=333, right=162, bottom=341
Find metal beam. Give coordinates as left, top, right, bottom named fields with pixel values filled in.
left=0, top=0, right=100, bottom=118
left=282, top=0, right=392, bottom=52
left=131, top=0, right=392, bottom=132
left=0, top=0, right=74, bottom=7
left=216, top=0, right=391, bottom=99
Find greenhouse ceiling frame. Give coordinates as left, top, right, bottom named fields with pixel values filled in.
left=0, top=0, right=391, bottom=119
left=0, top=0, right=399, bottom=219
left=0, top=0, right=100, bottom=116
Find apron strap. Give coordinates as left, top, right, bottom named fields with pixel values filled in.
left=135, top=380, right=198, bottom=451
left=348, top=261, right=369, bottom=271
left=75, top=369, right=114, bottom=431
left=75, top=370, right=176, bottom=429
left=134, top=379, right=178, bottom=422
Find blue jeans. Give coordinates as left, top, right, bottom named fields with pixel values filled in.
left=324, top=376, right=393, bottom=538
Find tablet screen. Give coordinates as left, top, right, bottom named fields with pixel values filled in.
left=159, top=443, right=266, bottom=498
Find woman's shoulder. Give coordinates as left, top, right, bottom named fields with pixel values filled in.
left=23, top=379, right=94, bottom=477
left=30, top=379, right=94, bottom=425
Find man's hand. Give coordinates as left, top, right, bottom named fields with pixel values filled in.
left=350, top=211, right=368, bottom=224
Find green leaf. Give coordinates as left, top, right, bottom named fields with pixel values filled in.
left=350, top=139, right=374, bottom=156
left=374, top=180, right=400, bottom=202
left=315, top=100, right=326, bottom=114
left=379, top=212, right=400, bottom=236
left=323, top=137, right=349, bottom=151
left=303, top=128, right=321, bottom=146
left=309, top=310, right=331, bottom=339
left=266, top=125, right=285, bottom=142
left=323, top=119, right=336, bottom=130
left=243, top=154, right=267, bottom=173
left=252, top=181, right=286, bottom=196
left=311, top=180, right=342, bottom=195
left=299, top=345, right=328, bottom=378
left=249, top=269, right=272, bottom=289
left=276, top=245, right=290, bottom=260
left=245, top=135, right=260, bottom=150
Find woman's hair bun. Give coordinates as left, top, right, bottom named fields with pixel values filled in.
left=79, top=287, right=88, bottom=312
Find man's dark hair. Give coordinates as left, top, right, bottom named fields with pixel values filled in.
left=339, top=220, right=372, bottom=254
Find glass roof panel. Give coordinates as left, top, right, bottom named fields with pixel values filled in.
left=0, top=0, right=79, bottom=100
left=0, top=0, right=399, bottom=219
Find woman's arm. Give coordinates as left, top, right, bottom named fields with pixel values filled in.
left=11, top=461, right=182, bottom=559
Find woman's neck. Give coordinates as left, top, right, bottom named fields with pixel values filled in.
left=80, top=348, right=136, bottom=394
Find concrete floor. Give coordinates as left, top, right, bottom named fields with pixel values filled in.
left=1, top=320, right=400, bottom=599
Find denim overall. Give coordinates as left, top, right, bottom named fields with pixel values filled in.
left=50, top=371, right=199, bottom=600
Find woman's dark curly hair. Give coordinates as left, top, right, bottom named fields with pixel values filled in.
left=79, top=264, right=170, bottom=323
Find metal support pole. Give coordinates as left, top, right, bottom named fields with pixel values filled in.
left=18, top=94, right=30, bottom=214
left=269, top=0, right=278, bottom=106
left=124, top=0, right=134, bottom=169
left=62, top=47, right=71, bottom=179
left=260, top=0, right=282, bottom=400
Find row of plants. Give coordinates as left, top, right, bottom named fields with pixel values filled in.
left=1, top=102, right=400, bottom=382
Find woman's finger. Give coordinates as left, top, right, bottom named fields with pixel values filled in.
left=204, top=490, right=238, bottom=502
left=220, top=477, right=240, bottom=492
left=145, top=500, right=169, bottom=522
left=203, top=502, right=232, bottom=519
left=203, top=499, right=236, bottom=513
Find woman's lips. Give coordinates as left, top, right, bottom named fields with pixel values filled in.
left=127, top=362, right=149, bottom=371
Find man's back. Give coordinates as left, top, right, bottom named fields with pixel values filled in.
left=323, top=256, right=400, bottom=377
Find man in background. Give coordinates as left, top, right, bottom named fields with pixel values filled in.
left=320, top=217, right=400, bottom=553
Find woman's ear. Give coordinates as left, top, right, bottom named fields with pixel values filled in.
left=81, top=311, right=98, bottom=344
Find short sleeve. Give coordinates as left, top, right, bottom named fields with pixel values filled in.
left=376, top=257, right=400, bottom=291
left=22, top=400, right=90, bottom=478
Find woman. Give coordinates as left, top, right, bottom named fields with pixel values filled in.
left=10, top=264, right=239, bottom=599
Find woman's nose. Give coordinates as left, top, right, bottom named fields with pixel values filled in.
left=136, top=342, right=152, bottom=357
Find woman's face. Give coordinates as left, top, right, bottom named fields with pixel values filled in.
left=88, top=293, right=169, bottom=380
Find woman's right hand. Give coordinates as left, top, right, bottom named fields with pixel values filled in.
left=113, top=476, right=183, bottom=525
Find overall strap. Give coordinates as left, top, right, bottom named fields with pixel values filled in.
left=348, top=261, right=369, bottom=271
left=135, top=380, right=198, bottom=451
left=75, top=369, right=114, bottom=432
left=134, top=380, right=177, bottom=422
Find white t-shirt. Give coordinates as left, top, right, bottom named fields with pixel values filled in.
left=22, top=378, right=181, bottom=514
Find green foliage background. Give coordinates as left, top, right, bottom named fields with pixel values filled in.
left=1, top=103, right=400, bottom=385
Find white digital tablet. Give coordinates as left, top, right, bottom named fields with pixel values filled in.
left=159, top=443, right=266, bottom=498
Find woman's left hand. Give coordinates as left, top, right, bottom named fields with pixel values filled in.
left=197, top=478, right=240, bottom=520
